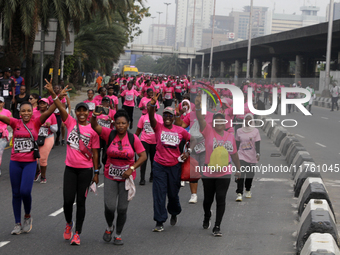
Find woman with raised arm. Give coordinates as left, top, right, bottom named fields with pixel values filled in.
left=91, top=108, right=146, bottom=245
left=0, top=80, right=60, bottom=235
left=149, top=93, right=195, bottom=232
left=45, top=79, right=100, bottom=246
left=0, top=96, right=12, bottom=176
left=195, top=94, right=241, bottom=237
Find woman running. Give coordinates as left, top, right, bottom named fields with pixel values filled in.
left=47, top=81, right=100, bottom=246
left=195, top=94, right=241, bottom=237
left=34, top=98, right=58, bottom=183
left=0, top=81, right=61, bottom=235
left=91, top=108, right=146, bottom=245
left=94, top=87, right=107, bottom=106
left=235, top=113, right=261, bottom=202
left=135, top=101, right=163, bottom=185
left=120, top=81, right=139, bottom=130
left=84, top=89, right=95, bottom=122
left=0, top=96, right=12, bottom=176
left=139, top=88, right=159, bottom=115
left=14, top=86, right=29, bottom=119
left=163, top=81, right=175, bottom=108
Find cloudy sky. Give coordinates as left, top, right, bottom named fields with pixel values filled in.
left=135, top=0, right=338, bottom=44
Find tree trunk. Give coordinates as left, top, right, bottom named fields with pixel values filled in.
left=5, top=13, right=24, bottom=69
left=52, top=24, right=63, bottom=86
left=25, top=3, right=39, bottom=94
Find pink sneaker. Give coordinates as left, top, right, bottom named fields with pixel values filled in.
left=70, top=232, right=80, bottom=245
left=63, top=222, right=73, bottom=240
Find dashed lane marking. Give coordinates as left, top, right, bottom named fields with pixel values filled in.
left=315, top=143, right=327, bottom=148
left=98, top=183, right=104, bottom=188
left=0, top=242, right=10, bottom=248
left=295, top=134, right=305, bottom=138
left=258, top=178, right=290, bottom=182
left=321, top=117, right=329, bottom=120
left=49, top=203, right=76, bottom=217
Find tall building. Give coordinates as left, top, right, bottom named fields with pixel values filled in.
left=272, top=6, right=325, bottom=34
left=326, top=2, right=340, bottom=21
left=148, top=24, right=175, bottom=46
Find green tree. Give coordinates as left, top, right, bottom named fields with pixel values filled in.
left=154, top=54, right=187, bottom=75
left=135, top=55, right=156, bottom=72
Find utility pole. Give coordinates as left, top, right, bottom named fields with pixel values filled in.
left=325, top=0, right=334, bottom=94
left=151, top=16, right=156, bottom=44
left=157, top=12, right=163, bottom=45
left=208, top=0, right=216, bottom=79
left=246, top=0, right=254, bottom=79
left=192, top=0, right=196, bottom=48
left=164, top=3, right=171, bottom=45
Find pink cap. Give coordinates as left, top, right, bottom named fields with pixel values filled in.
left=39, top=98, right=49, bottom=104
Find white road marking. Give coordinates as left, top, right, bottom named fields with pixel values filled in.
left=258, top=178, right=289, bottom=182
left=49, top=203, right=76, bottom=217
left=321, top=117, right=329, bottom=120
left=315, top=143, right=327, bottom=148
left=295, top=134, right=305, bottom=138
left=98, top=183, right=104, bottom=188
left=0, top=241, right=10, bottom=248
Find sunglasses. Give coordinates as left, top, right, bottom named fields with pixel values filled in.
left=29, top=98, right=33, bottom=100
left=163, top=113, right=174, bottom=118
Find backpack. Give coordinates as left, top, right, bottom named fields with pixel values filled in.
left=102, top=130, right=136, bottom=164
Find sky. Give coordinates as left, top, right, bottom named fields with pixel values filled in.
left=134, top=0, right=339, bottom=44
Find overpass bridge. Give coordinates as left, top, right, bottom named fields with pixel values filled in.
left=193, top=19, right=340, bottom=91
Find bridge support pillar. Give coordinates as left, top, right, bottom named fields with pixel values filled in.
left=295, top=55, right=302, bottom=84
left=253, top=59, right=260, bottom=79
left=234, top=60, right=241, bottom=84
left=195, top=63, right=199, bottom=77
left=220, top=61, right=225, bottom=78
left=271, top=57, right=278, bottom=83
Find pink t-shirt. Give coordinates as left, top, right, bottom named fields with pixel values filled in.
left=47, top=96, right=66, bottom=115
left=94, top=95, right=105, bottom=106
left=153, top=84, right=161, bottom=94
left=10, top=117, right=42, bottom=162
left=64, top=116, right=100, bottom=168
left=264, top=85, right=270, bottom=93
left=137, top=113, right=163, bottom=144
left=139, top=97, right=160, bottom=114
left=84, top=99, right=96, bottom=121
left=201, top=123, right=237, bottom=177
left=0, top=108, right=11, bottom=138
left=120, top=89, right=139, bottom=107
left=153, top=122, right=191, bottom=166
left=236, top=128, right=261, bottom=164
left=174, top=83, right=183, bottom=93
left=107, top=95, right=119, bottom=107
left=141, top=85, right=155, bottom=97
left=97, top=109, right=116, bottom=129
left=256, top=84, right=262, bottom=93
left=164, top=87, right=174, bottom=100
left=34, top=111, right=58, bottom=136
left=100, top=127, right=145, bottom=181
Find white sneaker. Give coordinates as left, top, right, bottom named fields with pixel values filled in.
left=236, top=193, right=243, bottom=202
left=245, top=191, right=252, bottom=198
left=181, top=181, right=185, bottom=187
left=189, top=194, right=198, bottom=204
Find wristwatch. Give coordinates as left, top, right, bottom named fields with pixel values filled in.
left=129, top=166, right=135, bottom=172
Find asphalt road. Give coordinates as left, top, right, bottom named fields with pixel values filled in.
left=0, top=92, right=299, bottom=255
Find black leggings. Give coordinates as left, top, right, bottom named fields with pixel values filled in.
left=56, top=114, right=62, bottom=140
left=140, top=141, right=156, bottom=181
left=202, top=177, right=230, bottom=227
left=123, top=105, right=134, bottom=128
left=98, top=138, right=108, bottom=169
left=236, top=160, right=255, bottom=194
left=63, top=166, right=93, bottom=234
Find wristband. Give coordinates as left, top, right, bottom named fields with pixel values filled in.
left=53, top=95, right=58, bottom=101
left=94, top=170, right=99, bottom=175
left=195, top=108, right=201, bottom=111
left=150, top=104, right=156, bottom=107
left=175, top=115, right=180, bottom=118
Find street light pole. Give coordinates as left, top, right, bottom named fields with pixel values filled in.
left=325, top=0, right=334, bottom=94
left=208, top=0, right=216, bottom=79
left=157, top=12, right=163, bottom=45
left=164, top=3, right=171, bottom=46
left=246, top=0, right=253, bottom=79
left=151, top=16, right=156, bottom=44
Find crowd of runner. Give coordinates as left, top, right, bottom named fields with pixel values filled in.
left=1, top=68, right=325, bottom=245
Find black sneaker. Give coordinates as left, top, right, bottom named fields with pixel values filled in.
left=203, top=218, right=211, bottom=229
left=153, top=223, right=164, bottom=232
left=103, top=229, right=113, bottom=242
left=139, top=179, right=145, bottom=185
left=113, top=237, right=124, bottom=245
left=212, top=226, right=222, bottom=237
left=170, top=215, right=177, bottom=226
left=55, top=140, right=60, bottom=146
left=61, top=140, right=65, bottom=146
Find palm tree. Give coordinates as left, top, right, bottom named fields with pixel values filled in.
left=154, top=54, right=187, bottom=75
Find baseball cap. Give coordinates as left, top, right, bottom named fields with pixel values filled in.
left=102, top=96, right=110, bottom=102
left=4, top=67, right=11, bottom=73
left=0, top=97, right=4, bottom=102
left=75, top=102, right=89, bottom=111
left=163, top=107, right=175, bottom=115
left=38, top=98, right=49, bottom=104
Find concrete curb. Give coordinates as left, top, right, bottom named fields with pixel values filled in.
left=300, top=233, right=340, bottom=255
left=279, top=135, right=299, bottom=156
left=294, top=167, right=322, bottom=197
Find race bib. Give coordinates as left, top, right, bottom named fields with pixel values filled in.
left=264, top=88, right=269, bottom=92
left=17, top=103, right=21, bottom=111
left=87, top=102, right=95, bottom=111
left=14, top=138, right=33, bottom=153
left=67, top=128, right=90, bottom=151
left=191, top=88, right=197, bottom=93
left=143, top=121, right=154, bottom=134
left=126, top=94, right=134, bottom=101
left=108, top=164, right=129, bottom=180
left=160, top=132, right=180, bottom=146
left=194, top=140, right=205, bottom=154
left=154, top=86, right=159, bottom=90
left=165, top=94, right=171, bottom=99
left=176, top=86, right=181, bottom=90
left=97, top=118, right=111, bottom=128
left=38, top=127, right=49, bottom=137
left=3, top=90, right=9, bottom=97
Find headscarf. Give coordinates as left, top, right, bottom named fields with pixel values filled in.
left=242, top=113, right=255, bottom=133
left=181, top=99, right=192, bottom=115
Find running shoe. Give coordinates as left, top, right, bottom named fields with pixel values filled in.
left=170, top=215, right=177, bottom=226
left=189, top=194, right=197, bottom=204
left=34, top=171, right=41, bottom=182
left=103, top=229, right=113, bottom=242
left=153, top=223, right=164, bottom=232
left=139, top=179, right=145, bottom=185
left=63, top=221, right=73, bottom=240
left=236, top=193, right=243, bottom=202
left=22, top=217, right=33, bottom=233
left=61, top=140, right=65, bottom=146
left=203, top=218, right=211, bottom=230
left=70, top=232, right=80, bottom=245
left=11, top=223, right=22, bottom=235
left=113, top=237, right=124, bottom=245
left=245, top=191, right=252, bottom=198
left=212, top=226, right=222, bottom=237
left=181, top=181, right=185, bottom=187
left=40, top=177, right=47, bottom=184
